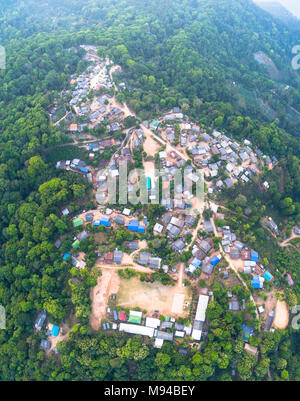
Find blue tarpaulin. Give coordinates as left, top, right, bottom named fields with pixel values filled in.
left=137, top=225, right=145, bottom=233
left=100, top=219, right=111, bottom=227
left=128, top=220, right=139, bottom=231
left=51, top=325, right=60, bottom=337
left=210, top=255, right=221, bottom=267
left=63, top=253, right=71, bottom=260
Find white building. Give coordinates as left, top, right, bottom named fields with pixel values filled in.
left=195, top=295, right=209, bottom=322
left=154, top=223, right=164, bottom=234
left=119, top=323, right=154, bottom=337
left=145, top=317, right=161, bottom=329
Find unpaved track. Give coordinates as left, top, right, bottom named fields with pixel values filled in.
left=280, top=232, right=300, bottom=247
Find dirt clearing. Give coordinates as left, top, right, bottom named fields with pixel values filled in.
left=116, top=276, right=191, bottom=317
left=143, top=134, right=161, bottom=157
left=90, top=269, right=120, bottom=330
left=171, top=293, right=185, bottom=314
left=274, top=300, right=289, bottom=330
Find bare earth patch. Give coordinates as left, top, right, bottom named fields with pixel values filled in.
left=171, top=293, right=185, bottom=314
left=89, top=269, right=120, bottom=330
left=116, top=276, right=191, bottom=317
left=274, top=300, right=289, bottom=330
left=143, top=135, right=161, bottom=157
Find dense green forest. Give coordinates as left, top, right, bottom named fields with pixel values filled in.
left=0, top=0, right=300, bottom=381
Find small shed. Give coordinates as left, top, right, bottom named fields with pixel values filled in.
left=73, top=218, right=83, bottom=228
left=40, top=339, right=51, bottom=350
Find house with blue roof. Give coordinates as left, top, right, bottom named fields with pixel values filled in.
left=242, top=325, right=254, bottom=342
left=250, top=251, right=259, bottom=262
left=251, top=276, right=264, bottom=289
left=263, top=270, right=273, bottom=282
left=127, top=220, right=139, bottom=231
left=127, top=220, right=145, bottom=233
left=138, top=225, right=145, bottom=233
left=51, top=325, right=60, bottom=337
left=210, top=254, right=221, bottom=267
left=100, top=216, right=111, bottom=227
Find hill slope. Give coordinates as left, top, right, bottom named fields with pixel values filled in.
left=255, top=1, right=300, bottom=29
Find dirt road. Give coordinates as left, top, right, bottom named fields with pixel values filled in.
left=280, top=232, right=300, bottom=247
left=54, top=111, right=71, bottom=126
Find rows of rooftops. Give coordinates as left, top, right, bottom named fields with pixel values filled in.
left=153, top=213, right=198, bottom=254
left=72, top=207, right=147, bottom=233
left=54, top=48, right=126, bottom=132
left=102, top=294, right=210, bottom=347
left=157, top=108, right=276, bottom=165
left=69, top=55, right=112, bottom=108
left=159, top=132, right=276, bottom=195
left=214, top=215, right=275, bottom=289
left=34, top=310, right=61, bottom=353
left=148, top=107, right=276, bottom=185
left=56, top=159, right=93, bottom=184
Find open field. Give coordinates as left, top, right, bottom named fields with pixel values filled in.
left=116, top=276, right=192, bottom=317
left=274, top=300, right=289, bottom=330
left=143, top=134, right=161, bottom=157
left=90, top=269, right=120, bottom=330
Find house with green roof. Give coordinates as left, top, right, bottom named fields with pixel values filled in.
left=73, top=218, right=83, bottom=228
left=72, top=239, right=80, bottom=249
left=128, top=310, right=142, bottom=324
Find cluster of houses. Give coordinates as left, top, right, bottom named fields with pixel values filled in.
left=187, top=236, right=222, bottom=277
left=215, top=223, right=275, bottom=289
left=73, top=207, right=146, bottom=232
left=53, top=46, right=127, bottom=134
left=56, top=158, right=93, bottom=184
left=58, top=206, right=150, bottom=269
left=69, top=47, right=112, bottom=109
left=34, top=310, right=60, bottom=352
left=136, top=252, right=163, bottom=270
left=104, top=293, right=210, bottom=348
left=152, top=109, right=277, bottom=195
left=153, top=213, right=197, bottom=254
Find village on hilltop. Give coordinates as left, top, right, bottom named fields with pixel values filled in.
left=36, top=45, right=297, bottom=359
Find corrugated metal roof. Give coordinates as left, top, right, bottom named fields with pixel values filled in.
left=195, top=295, right=209, bottom=322
left=119, top=323, right=154, bottom=337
